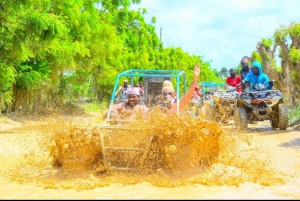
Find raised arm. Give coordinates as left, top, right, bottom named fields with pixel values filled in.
left=174, top=63, right=200, bottom=112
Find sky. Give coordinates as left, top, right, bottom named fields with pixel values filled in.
left=130, top=0, right=300, bottom=71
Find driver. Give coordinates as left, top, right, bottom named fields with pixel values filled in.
left=242, top=60, right=273, bottom=90
left=225, top=68, right=242, bottom=93
left=111, top=87, right=149, bottom=120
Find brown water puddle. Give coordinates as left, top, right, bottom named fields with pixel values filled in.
left=0, top=115, right=300, bottom=199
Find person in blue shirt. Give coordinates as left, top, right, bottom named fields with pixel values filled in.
left=242, top=60, right=273, bottom=90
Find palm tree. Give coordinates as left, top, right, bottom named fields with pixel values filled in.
left=217, top=67, right=229, bottom=79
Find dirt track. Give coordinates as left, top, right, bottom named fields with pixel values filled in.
left=0, top=117, right=300, bottom=199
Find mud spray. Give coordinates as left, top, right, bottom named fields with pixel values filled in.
left=3, top=110, right=288, bottom=191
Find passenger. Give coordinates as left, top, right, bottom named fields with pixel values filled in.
left=242, top=60, right=273, bottom=90
left=225, top=68, right=242, bottom=93
left=189, top=91, right=202, bottom=114
left=115, top=79, right=131, bottom=98
left=138, top=82, right=144, bottom=95
left=135, top=82, right=145, bottom=106
left=111, top=87, right=149, bottom=120
left=205, top=92, right=213, bottom=100
left=191, top=90, right=201, bottom=103
left=195, top=86, right=203, bottom=99
left=240, top=56, right=252, bottom=80
left=160, top=63, right=201, bottom=114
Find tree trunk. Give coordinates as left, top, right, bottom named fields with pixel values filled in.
left=256, top=42, right=293, bottom=105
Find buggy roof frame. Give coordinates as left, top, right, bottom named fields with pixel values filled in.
left=106, top=69, right=188, bottom=121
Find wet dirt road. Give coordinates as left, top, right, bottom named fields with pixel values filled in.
left=0, top=117, right=300, bottom=199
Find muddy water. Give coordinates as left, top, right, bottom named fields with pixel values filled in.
left=0, top=115, right=300, bottom=199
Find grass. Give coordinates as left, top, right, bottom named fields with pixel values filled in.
left=77, top=101, right=108, bottom=114
left=288, top=104, right=300, bottom=124
left=0, top=116, right=9, bottom=123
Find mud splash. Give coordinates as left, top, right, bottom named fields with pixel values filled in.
left=2, top=111, right=289, bottom=191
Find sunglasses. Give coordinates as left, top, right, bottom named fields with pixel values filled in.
left=163, top=92, right=173, bottom=96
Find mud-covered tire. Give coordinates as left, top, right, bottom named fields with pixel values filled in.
left=234, top=106, right=248, bottom=131
left=278, top=103, right=288, bottom=130
left=271, top=115, right=279, bottom=128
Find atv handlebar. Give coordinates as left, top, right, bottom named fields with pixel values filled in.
left=243, top=80, right=275, bottom=92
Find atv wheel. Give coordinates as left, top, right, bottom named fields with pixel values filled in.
left=271, top=116, right=279, bottom=128
left=234, top=106, right=248, bottom=131
left=278, top=103, right=288, bottom=130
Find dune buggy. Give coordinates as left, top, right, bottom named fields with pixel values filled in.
left=99, top=69, right=190, bottom=171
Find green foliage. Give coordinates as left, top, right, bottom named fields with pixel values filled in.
left=251, top=51, right=262, bottom=63
left=289, top=21, right=300, bottom=38
left=289, top=47, right=300, bottom=64
left=274, top=25, right=289, bottom=41
left=288, top=104, right=300, bottom=124
left=0, top=64, right=15, bottom=109
left=261, top=38, right=273, bottom=47
left=0, top=0, right=222, bottom=114
left=273, top=66, right=282, bottom=73
left=16, top=65, right=42, bottom=90
left=78, top=101, right=103, bottom=113
left=151, top=16, right=156, bottom=24
left=216, top=67, right=229, bottom=79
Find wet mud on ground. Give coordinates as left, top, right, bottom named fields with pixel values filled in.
left=0, top=116, right=300, bottom=199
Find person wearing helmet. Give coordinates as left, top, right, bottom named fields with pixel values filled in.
left=111, top=87, right=149, bottom=120
left=240, top=56, right=252, bottom=80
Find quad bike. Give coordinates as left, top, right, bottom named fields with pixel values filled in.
left=205, top=85, right=239, bottom=124
left=234, top=80, right=288, bottom=130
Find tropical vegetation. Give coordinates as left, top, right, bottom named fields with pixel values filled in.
left=0, top=0, right=299, bottom=117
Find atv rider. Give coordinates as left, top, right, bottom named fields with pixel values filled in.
left=111, top=87, right=149, bottom=120
left=240, top=56, right=252, bottom=80
left=115, top=79, right=131, bottom=100
left=160, top=63, right=201, bottom=114
left=225, top=68, right=242, bottom=93
left=241, top=60, right=273, bottom=91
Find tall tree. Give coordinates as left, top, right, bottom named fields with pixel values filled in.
left=256, top=21, right=300, bottom=105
